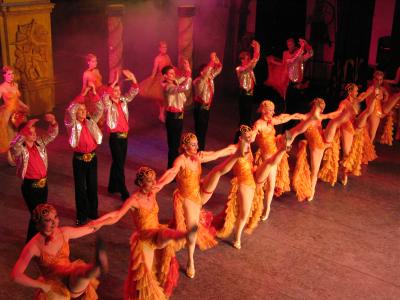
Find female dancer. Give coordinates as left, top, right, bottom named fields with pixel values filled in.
left=366, top=71, right=389, bottom=142
left=140, top=41, right=173, bottom=122
left=90, top=167, right=197, bottom=300
left=0, top=66, right=29, bottom=165
left=11, top=204, right=108, bottom=300
left=156, top=133, right=248, bottom=278
left=81, top=53, right=111, bottom=124
left=215, top=125, right=290, bottom=249
left=292, top=98, right=336, bottom=201
left=252, top=100, right=301, bottom=220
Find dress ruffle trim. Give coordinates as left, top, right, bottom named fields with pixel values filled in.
left=363, top=128, right=377, bottom=164
left=380, top=113, right=394, bottom=146
left=171, top=189, right=217, bottom=251
left=292, top=140, right=312, bottom=202
left=342, top=129, right=364, bottom=176
left=318, top=131, right=340, bottom=186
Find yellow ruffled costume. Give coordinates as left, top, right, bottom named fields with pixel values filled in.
left=342, top=128, right=364, bottom=176
left=124, top=202, right=179, bottom=300
left=318, top=131, right=341, bottom=186
left=35, top=233, right=98, bottom=300
left=380, top=112, right=394, bottom=146
left=171, top=163, right=217, bottom=251
left=0, top=90, right=25, bottom=153
left=292, top=140, right=312, bottom=201
left=254, top=128, right=290, bottom=196
left=362, top=128, right=377, bottom=164
left=215, top=153, right=264, bottom=237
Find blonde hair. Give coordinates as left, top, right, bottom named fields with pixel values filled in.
left=32, top=204, right=57, bottom=226
left=258, top=100, right=275, bottom=113
left=86, top=53, right=97, bottom=63
left=135, top=166, right=156, bottom=186
left=311, top=97, right=326, bottom=110
left=179, top=132, right=197, bottom=153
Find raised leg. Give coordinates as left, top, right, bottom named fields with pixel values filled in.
left=261, top=166, right=277, bottom=221
left=308, top=148, right=324, bottom=201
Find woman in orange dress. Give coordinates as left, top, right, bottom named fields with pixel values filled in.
left=91, top=167, right=196, bottom=300
left=215, top=125, right=290, bottom=249
left=139, top=41, right=173, bottom=122
left=156, top=133, right=248, bottom=278
left=81, top=54, right=110, bottom=125
left=11, top=204, right=107, bottom=300
left=292, top=98, right=336, bottom=201
left=0, top=66, right=29, bottom=165
left=252, top=100, right=301, bottom=220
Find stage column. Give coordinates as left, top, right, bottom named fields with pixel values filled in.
left=177, top=5, right=196, bottom=68
left=106, top=4, right=124, bottom=83
left=0, top=0, right=55, bottom=115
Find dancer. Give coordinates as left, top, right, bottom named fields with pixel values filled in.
left=156, top=133, right=248, bottom=278
left=366, top=71, right=389, bottom=142
left=161, top=61, right=192, bottom=168
left=10, top=114, right=58, bottom=242
left=292, top=98, right=335, bottom=201
left=64, top=85, right=103, bottom=226
left=0, top=66, right=29, bottom=165
left=81, top=53, right=109, bottom=125
left=193, top=52, right=222, bottom=150
left=252, top=100, right=301, bottom=220
left=265, top=38, right=313, bottom=107
left=234, top=40, right=260, bottom=141
left=90, top=167, right=197, bottom=300
left=103, top=69, right=139, bottom=201
left=11, top=204, right=108, bottom=300
left=215, top=125, right=290, bottom=249
left=140, top=41, right=173, bottom=123
left=383, top=66, right=400, bottom=141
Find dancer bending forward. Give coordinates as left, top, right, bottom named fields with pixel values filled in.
left=11, top=204, right=108, bottom=300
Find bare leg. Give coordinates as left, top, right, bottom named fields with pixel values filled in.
left=233, top=185, right=255, bottom=249
left=308, top=148, right=324, bottom=201
left=200, top=152, right=240, bottom=204
left=68, top=239, right=108, bottom=297
left=261, top=166, right=277, bottom=221
left=324, top=111, right=352, bottom=143
left=183, top=199, right=201, bottom=278
left=142, top=244, right=155, bottom=271
left=155, top=227, right=197, bottom=249
left=368, top=113, right=380, bottom=142
left=341, top=128, right=354, bottom=158
left=254, top=148, right=286, bottom=184
left=383, top=93, right=400, bottom=115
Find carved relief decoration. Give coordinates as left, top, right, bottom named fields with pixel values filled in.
left=14, top=19, right=49, bottom=82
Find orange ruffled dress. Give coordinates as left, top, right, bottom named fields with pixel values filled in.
left=293, top=126, right=325, bottom=201
left=215, top=152, right=264, bottom=237
left=380, top=112, right=394, bottom=146
left=254, top=128, right=290, bottom=196
left=0, top=90, right=26, bottom=153
left=35, top=233, right=98, bottom=300
left=124, top=202, right=179, bottom=300
left=318, top=131, right=341, bottom=186
left=170, top=162, right=217, bottom=251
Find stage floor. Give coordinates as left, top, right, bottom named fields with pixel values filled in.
left=1, top=94, right=399, bottom=300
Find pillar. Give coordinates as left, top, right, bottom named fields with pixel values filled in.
left=106, top=4, right=124, bottom=84
left=0, top=0, right=55, bottom=115
left=178, top=5, right=196, bottom=68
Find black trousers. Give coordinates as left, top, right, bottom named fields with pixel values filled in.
left=193, top=102, right=210, bottom=151
left=21, top=179, right=48, bottom=243
left=108, top=133, right=129, bottom=199
left=234, top=90, right=253, bottom=142
left=73, top=153, right=98, bottom=222
left=165, top=112, right=183, bottom=168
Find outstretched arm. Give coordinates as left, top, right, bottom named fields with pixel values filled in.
left=357, top=86, right=374, bottom=102
left=155, top=157, right=184, bottom=190
left=385, top=67, right=400, bottom=85
left=273, top=113, right=303, bottom=125
left=88, top=197, right=138, bottom=228
left=11, top=242, right=49, bottom=292
left=200, top=144, right=237, bottom=163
